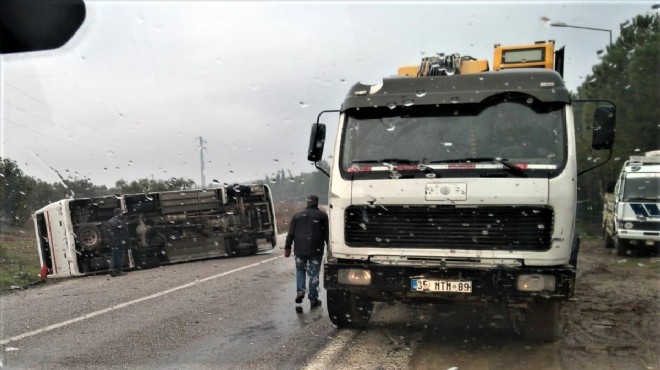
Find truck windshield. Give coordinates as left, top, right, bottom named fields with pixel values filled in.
left=340, top=98, right=566, bottom=175
left=623, top=176, right=660, bottom=201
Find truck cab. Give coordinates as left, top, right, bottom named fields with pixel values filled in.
left=307, top=42, right=615, bottom=341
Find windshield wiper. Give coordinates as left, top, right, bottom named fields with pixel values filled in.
left=429, top=157, right=527, bottom=177
left=352, top=158, right=420, bottom=166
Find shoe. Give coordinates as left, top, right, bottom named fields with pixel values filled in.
left=295, top=291, right=305, bottom=304
left=310, top=299, right=322, bottom=309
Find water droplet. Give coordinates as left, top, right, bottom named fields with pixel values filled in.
left=106, top=150, right=115, bottom=157
left=299, top=101, right=309, bottom=109
left=386, top=102, right=397, bottom=110
left=415, top=90, right=427, bottom=97
left=403, top=100, right=415, bottom=107
left=450, top=96, right=459, bottom=104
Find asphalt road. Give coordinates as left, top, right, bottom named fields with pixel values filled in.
left=1, top=234, right=610, bottom=370
left=1, top=234, right=339, bottom=369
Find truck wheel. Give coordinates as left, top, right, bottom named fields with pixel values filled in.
left=525, top=301, right=562, bottom=342
left=603, top=230, right=614, bottom=249
left=569, top=234, right=580, bottom=268
left=77, top=224, right=103, bottom=250
left=327, top=290, right=374, bottom=329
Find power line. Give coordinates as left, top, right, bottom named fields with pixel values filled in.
left=3, top=82, right=152, bottom=152
left=4, top=118, right=100, bottom=152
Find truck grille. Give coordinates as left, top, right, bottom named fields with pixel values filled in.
left=345, top=205, right=553, bottom=251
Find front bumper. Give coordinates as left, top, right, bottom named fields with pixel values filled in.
left=324, top=261, right=575, bottom=303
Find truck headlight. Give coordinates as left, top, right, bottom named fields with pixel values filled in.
left=516, top=274, right=555, bottom=292
left=338, top=269, right=372, bottom=286
left=623, top=222, right=634, bottom=229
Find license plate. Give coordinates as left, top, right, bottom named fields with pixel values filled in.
left=411, top=279, right=472, bottom=293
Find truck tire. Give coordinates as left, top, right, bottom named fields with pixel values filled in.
left=525, top=301, right=562, bottom=342
left=603, top=230, right=614, bottom=249
left=327, top=289, right=374, bottom=329
left=77, top=224, right=103, bottom=250
left=569, top=234, right=580, bottom=268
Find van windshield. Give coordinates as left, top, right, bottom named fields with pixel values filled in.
left=623, top=176, right=660, bottom=201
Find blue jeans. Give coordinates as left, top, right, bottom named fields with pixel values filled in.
left=295, top=255, right=322, bottom=301
left=109, top=246, right=123, bottom=272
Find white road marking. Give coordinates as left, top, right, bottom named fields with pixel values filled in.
left=0, top=256, right=281, bottom=346
left=303, top=329, right=357, bottom=370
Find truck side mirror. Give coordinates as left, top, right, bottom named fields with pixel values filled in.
left=307, top=123, right=326, bottom=162
left=592, top=105, right=615, bottom=150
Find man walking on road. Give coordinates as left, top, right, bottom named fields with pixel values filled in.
left=104, top=208, right=129, bottom=277
left=284, top=195, right=329, bottom=309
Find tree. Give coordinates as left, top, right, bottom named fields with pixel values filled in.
left=575, top=13, right=660, bottom=229
left=0, top=158, right=33, bottom=225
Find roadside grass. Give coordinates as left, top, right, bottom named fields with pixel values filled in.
left=0, top=226, right=42, bottom=292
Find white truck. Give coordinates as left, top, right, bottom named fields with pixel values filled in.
left=603, top=152, right=660, bottom=256
left=307, top=41, right=616, bottom=341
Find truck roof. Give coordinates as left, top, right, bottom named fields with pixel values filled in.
left=342, top=69, right=570, bottom=111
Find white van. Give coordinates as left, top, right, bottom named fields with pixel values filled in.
left=603, top=152, right=660, bottom=256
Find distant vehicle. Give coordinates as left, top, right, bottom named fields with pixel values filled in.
left=307, top=41, right=615, bottom=341
left=603, top=152, right=660, bottom=256
left=34, top=184, right=277, bottom=278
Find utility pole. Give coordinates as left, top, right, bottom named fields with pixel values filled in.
left=198, top=136, right=207, bottom=189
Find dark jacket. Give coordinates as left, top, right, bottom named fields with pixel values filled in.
left=104, top=215, right=129, bottom=248
left=284, top=205, right=328, bottom=256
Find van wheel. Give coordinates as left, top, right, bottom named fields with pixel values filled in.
left=327, top=290, right=373, bottom=329
left=133, top=247, right=163, bottom=269
left=615, top=239, right=633, bottom=256
left=77, top=224, right=103, bottom=250
left=233, top=242, right=258, bottom=256
left=603, top=230, right=614, bottom=249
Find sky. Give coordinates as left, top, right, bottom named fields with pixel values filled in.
left=1, top=1, right=656, bottom=188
